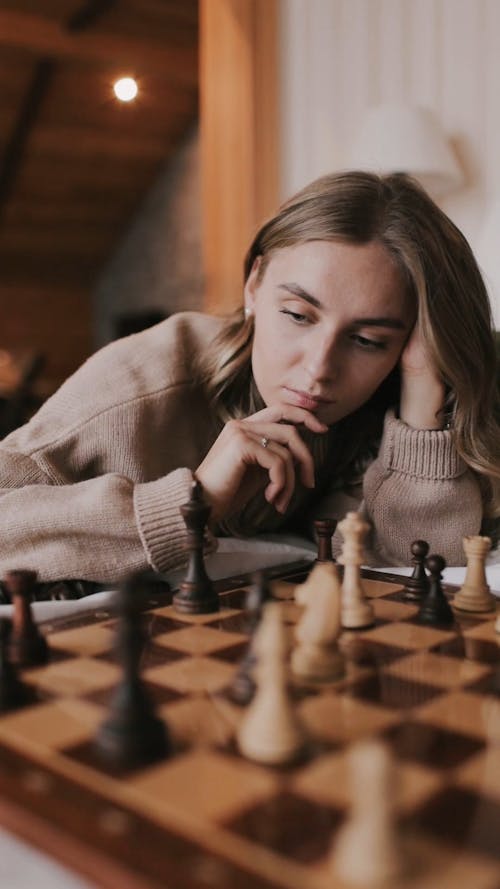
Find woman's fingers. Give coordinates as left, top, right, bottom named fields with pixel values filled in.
left=225, top=422, right=296, bottom=510
left=196, top=403, right=328, bottom=521
left=245, top=403, right=328, bottom=434
left=255, top=437, right=296, bottom=512
left=246, top=422, right=315, bottom=489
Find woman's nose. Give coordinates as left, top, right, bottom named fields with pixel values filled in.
left=303, top=335, right=339, bottom=384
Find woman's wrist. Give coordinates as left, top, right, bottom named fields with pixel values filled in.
left=399, top=375, right=446, bottom=430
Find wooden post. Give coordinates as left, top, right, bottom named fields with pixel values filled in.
left=200, top=0, right=279, bottom=313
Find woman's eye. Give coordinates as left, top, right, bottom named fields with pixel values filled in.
left=351, top=334, right=387, bottom=351
left=280, top=309, right=310, bottom=324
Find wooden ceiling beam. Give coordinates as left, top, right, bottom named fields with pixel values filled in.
left=0, top=59, right=55, bottom=211
left=0, top=9, right=197, bottom=79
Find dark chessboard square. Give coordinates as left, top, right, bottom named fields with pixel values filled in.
left=203, top=613, right=251, bottom=634
left=43, top=648, right=76, bottom=665
left=222, top=791, right=343, bottom=863
left=8, top=682, right=51, bottom=709
left=96, top=642, right=187, bottom=669
left=63, top=736, right=174, bottom=778
left=406, top=786, right=500, bottom=861
left=430, top=636, right=500, bottom=664
left=340, top=639, right=409, bottom=668
left=381, top=590, right=417, bottom=604
left=217, top=587, right=249, bottom=609
left=340, top=673, right=443, bottom=709
left=372, top=617, right=391, bottom=628
left=210, top=641, right=249, bottom=663
left=465, top=665, right=500, bottom=697
left=144, top=615, right=191, bottom=637
left=383, top=720, right=485, bottom=769
left=84, top=680, right=184, bottom=709
left=101, top=614, right=189, bottom=638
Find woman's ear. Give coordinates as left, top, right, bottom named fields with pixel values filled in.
left=244, top=256, right=262, bottom=314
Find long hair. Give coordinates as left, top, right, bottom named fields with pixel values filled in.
left=199, top=172, right=500, bottom=516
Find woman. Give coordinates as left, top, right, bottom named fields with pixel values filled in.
left=0, top=172, right=498, bottom=583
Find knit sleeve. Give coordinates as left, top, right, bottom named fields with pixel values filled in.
left=0, top=449, right=199, bottom=583
left=0, top=313, right=223, bottom=584
left=361, top=410, right=483, bottom=566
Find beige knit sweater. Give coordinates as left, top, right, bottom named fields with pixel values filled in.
left=0, top=312, right=482, bottom=582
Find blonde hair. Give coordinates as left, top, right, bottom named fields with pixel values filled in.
left=199, top=172, right=500, bottom=517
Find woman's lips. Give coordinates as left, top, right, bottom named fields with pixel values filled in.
left=284, top=388, right=334, bottom=411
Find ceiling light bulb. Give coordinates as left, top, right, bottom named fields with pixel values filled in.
left=113, top=77, right=138, bottom=102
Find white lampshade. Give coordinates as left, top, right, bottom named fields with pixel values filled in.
left=350, top=103, right=463, bottom=197
left=475, top=199, right=500, bottom=330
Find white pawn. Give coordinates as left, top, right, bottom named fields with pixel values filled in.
left=453, top=535, right=496, bottom=613
left=291, top=563, right=344, bottom=681
left=237, top=602, right=306, bottom=765
left=338, top=511, right=375, bottom=629
left=331, top=740, right=404, bottom=887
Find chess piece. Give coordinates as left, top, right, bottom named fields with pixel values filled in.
left=291, top=562, right=344, bottom=682
left=416, top=554, right=454, bottom=627
left=403, top=540, right=430, bottom=599
left=331, top=739, right=404, bottom=887
left=173, top=480, right=219, bottom=614
left=294, top=560, right=331, bottom=605
left=227, top=571, right=272, bottom=705
left=0, top=619, right=31, bottom=712
left=95, top=573, right=171, bottom=768
left=3, top=570, right=49, bottom=667
left=313, top=518, right=337, bottom=563
left=237, top=602, right=306, bottom=765
left=453, top=535, right=496, bottom=613
left=338, top=511, right=375, bottom=629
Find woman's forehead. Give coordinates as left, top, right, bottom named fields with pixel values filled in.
left=263, top=240, right=415, bottom=323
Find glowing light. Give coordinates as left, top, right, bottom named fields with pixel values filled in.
left=113, top=77, right=138, bottom=102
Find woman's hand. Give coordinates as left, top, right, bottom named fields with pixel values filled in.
left=399, top=325, right=446, bottom=429
left=195, top=405, right=327, bottom=523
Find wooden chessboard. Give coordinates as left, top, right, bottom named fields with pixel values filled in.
left=0, top=563, right=499, bottom=889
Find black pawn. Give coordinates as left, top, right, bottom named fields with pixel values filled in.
left=314, top=519, right=337, bottom=564
left=227, top=571, right=272, bottom=706
left=0, top=619, right=31, bottom=711
left=173, top=481, right=219, bottom=614
left=95, top=574, right=171, bottom=769
left=416, top=555, right=454, bottom=627
left=404, top=540, right=430, bottom=600
left=3, top=570, right=48, bottom=667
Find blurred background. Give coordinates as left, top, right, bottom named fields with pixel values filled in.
left=0, top=0, right=498, bottom=434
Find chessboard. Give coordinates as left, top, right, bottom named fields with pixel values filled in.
left=0, top=562, right=499, bottom=889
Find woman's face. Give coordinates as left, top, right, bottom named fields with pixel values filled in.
left=244, top=239, right=415, bottom=425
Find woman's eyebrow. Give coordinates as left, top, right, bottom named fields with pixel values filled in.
left=351, top=317, right=407, bottom=330
left=278, top=283, right=407, bottom=329
left=278, top=283, right=321, bottom=307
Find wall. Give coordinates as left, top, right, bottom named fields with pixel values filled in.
left=0, top=282, right=91, bottom=395
left=94, top=124, right=203, bottom=346
left=279, top=0, right=500, bottom=324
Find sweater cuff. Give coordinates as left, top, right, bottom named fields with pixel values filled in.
left=133, top=468, right=195, bottom=573
left=381, top=410, right=465, bottom=479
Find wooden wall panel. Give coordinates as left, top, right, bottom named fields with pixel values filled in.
left=0, top=284, right=91, bottom=392
left=200, top=0, right=279, bottom=313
